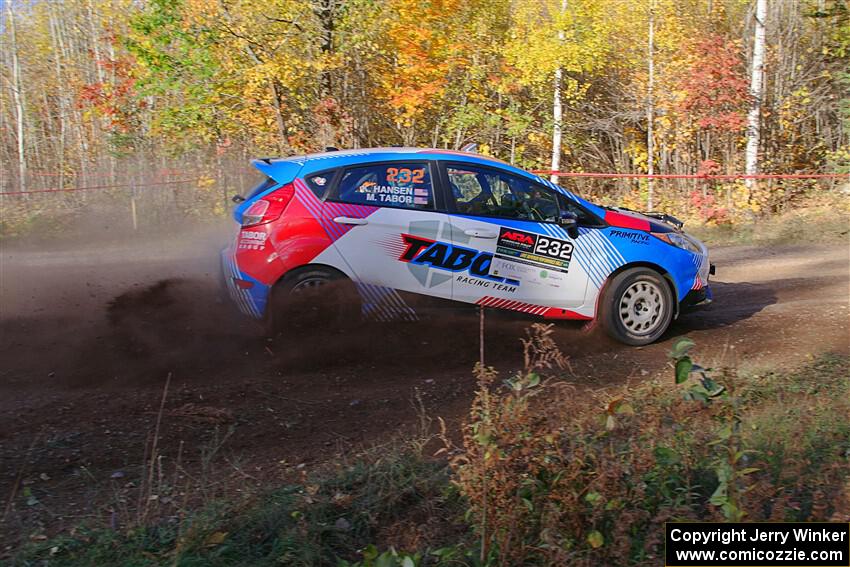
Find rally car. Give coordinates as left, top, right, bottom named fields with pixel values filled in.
left=222, top=148, right=712, bottom=345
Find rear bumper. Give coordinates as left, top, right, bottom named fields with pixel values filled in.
left=680, top=285, right=713, bottom=313
left=220, top=247, right=268, bottom=319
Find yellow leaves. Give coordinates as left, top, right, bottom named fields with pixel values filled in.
left=587, top=530, right=605, bottom=548
left=196, top=175, right=215, bottom=188
left=374, top=0, right=474, bottom=125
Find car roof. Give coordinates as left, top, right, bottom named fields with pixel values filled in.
left=255, top=147, right=531, bottom=178
left=251, top=147, right=597, bottom=212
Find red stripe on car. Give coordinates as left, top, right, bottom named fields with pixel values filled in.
left=604, top=210, right=651, bottom=231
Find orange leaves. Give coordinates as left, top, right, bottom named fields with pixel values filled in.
left=77, top=50, right=139, bottom=133
left=677, top=34, right=749, bottom=133
left=377, top=0, right=471, bottom=126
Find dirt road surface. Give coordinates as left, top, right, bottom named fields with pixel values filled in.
left=1, top=228, right=848, bottom=549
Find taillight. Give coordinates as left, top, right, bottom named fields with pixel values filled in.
left=241, top=183, right=295, bottom=227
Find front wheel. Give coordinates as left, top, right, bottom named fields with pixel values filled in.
left=599, top=267, right=674, bottom=346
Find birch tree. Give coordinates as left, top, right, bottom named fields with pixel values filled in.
left=550, top=0, right=568, bottom=184
left=646, top=0, right=655, bottom=209
left=5, top=0, right=27, bottom=193
left=744, top=0, right=767, bottom=189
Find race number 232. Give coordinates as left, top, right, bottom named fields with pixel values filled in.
left=387, top=167, right=425, bottom=184
left=534, top=236, right=574, bottom=260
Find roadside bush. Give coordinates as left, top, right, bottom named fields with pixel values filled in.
left=451, top=330, right=850, bottom=566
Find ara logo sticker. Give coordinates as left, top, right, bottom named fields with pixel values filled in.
left=498, top=227, right=537, bottom=253
left=398, top=234, right=519, bottom=287
left=501, top=231, right=535, bottom=246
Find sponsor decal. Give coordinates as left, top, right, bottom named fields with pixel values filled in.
left=455, top=275, right=517, bottom=292
left=500, top=229, right=535, bottom=249
left=610, top=228, right=649, bottom=244
left=398, top=234, right=518, bottom=290
left=238, top=230, right=268, bottom=250
left=496, top=227, right=573, bottom=272
left=490, top=256, right=567, bottom=288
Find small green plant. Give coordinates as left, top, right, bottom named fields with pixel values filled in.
left=338, top=545, right=421, bottom=567
left=669, top=338, right=724, bottom=401
left=669, top=338, right=758, bottom=522
left=451, top=324, right=569, bottom=566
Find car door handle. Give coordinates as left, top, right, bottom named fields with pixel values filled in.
left=333, top=216, right=368, bottom=226
left=464, top=229, right=498, bottom=238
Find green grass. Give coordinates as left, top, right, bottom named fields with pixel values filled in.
left=11, top=441, right=461, bottom=567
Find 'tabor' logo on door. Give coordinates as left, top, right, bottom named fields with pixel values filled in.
left=397, top=234, right=519, bottom=286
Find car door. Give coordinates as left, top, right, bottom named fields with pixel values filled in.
left=440, top=162, right=590, bottom=314
left=325, top=160, right=454, bottom=317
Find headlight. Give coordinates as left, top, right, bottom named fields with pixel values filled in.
left=651, top=231, right=702, bottom=255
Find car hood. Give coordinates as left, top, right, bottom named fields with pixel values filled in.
left=603, top=207, right=683, bottom=234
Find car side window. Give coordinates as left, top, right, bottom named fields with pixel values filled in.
left=305, top=171, right=334, bottom=198
left=446, top=165, right=560, bottom=222
left=335, top=163, right=434, bottom=210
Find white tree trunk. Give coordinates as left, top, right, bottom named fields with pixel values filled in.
left=550, top=0, right=568, bottom=184
left=550, top=66, right=563, bottom=184
left=646, top=0, right=655, bottom=210
left=6, top=0, right=27, bottom=193
left=745, top=0, right=767, bottom=190
left=49, top=3, right=67, bottom=190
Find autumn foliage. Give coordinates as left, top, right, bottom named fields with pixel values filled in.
left=1, top=0, right=847, bottom=217
left=678, top=35, right=749, bottom=132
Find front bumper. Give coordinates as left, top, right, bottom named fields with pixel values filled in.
left=680, top=285, right=713, bottom=313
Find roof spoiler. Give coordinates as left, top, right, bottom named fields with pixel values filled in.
left=250, top=158, right=302, bottom=186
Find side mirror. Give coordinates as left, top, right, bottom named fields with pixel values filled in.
left=558, top=212, right=580, bottom=240
left=232, top=194, right=246, bottom=204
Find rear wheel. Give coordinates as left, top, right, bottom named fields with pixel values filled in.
left=599, top=267, right=674, bottom=346
left=265, top=267, right=359, bottom=335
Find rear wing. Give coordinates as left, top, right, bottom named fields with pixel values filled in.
left=232, top=158, right=304, bottom=223
left=251, top=158, right=302, bottom=186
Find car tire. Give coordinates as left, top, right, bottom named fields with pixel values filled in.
left=265, top=267, right=360, bottom=335
left=599, top=267, right=674, bottom=346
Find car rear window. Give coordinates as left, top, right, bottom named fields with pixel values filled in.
left=335, top=163, right=434, bottom=210
left=241, top=174, right=276, bottom=200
